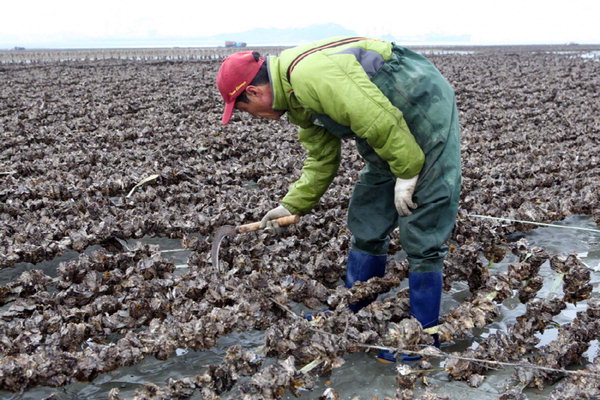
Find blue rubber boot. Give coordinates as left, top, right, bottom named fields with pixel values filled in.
left=345, top=249, right=387, bottom=312
left=377, top=270, right=443, bottom=363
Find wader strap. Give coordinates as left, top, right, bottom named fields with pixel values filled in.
left=286, top=37, right=373, bottom=82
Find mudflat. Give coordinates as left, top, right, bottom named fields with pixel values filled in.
left=1, top=45, right=599, bottom=399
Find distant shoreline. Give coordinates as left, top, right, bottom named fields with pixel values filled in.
left=2, top=42, right=599, bottom=50
left=1, top=44, right=599, bottom=64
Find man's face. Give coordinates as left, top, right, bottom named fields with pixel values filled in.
left=235, top=84, right=283, bottom=120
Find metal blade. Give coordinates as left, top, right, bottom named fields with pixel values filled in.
left=210, top=225, right=236, bottom=272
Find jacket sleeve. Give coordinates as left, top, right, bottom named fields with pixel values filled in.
left=281, top=124, right=341, bottom=215
left=291, top=53, right=424, bottom=179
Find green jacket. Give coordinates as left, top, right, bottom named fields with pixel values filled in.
left=268, top=37, right=425, bottom=215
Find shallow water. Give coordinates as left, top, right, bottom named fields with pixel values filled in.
left=581, top=50, right=600, bottom=61
left=1, top=215, right=598, bottom=399
left=287, top=214, right=599, bottom=400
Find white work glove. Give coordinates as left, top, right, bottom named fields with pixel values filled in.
left=259, top=205, right=292, bottom=231
left=394, top=175, right=419, bottom=216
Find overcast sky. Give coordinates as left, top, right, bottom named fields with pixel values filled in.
left=1, top=0, right=599, bottom=48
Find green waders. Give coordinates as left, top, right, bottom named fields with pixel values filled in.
left=348, top=45, right=462, bottom=273
left=312, top=45, right=461, bottom=361
left=311, top=44, right=461, bottom=271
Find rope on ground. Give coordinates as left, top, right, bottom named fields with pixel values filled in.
left=465, top=214, right=600, bottom=234
left=267, top=297, right=600, bottom=381
left=356, top=344, right=600, bottom=380
left=466, top=213, right=600, bottom=272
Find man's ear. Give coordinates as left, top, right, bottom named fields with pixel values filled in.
left=245, top=85, right=261, bottom=99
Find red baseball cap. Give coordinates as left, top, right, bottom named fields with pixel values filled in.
left=217, top=51, right=265, bottom=124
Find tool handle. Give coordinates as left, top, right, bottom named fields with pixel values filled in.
left=238, top=215, right=300, bottom=233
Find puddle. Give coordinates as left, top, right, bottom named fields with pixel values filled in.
left=581, top=50, right=600, bottom=61
left=287, top=214, right=599, bottom=399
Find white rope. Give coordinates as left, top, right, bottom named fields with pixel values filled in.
left=356, top=344, right=600, bottom=380
left=268, top=298, right=600, bottom=381
left=466, top=214, right=600, bottom=234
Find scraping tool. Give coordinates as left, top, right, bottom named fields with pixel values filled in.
left=211, top=215, right=300, bottom=271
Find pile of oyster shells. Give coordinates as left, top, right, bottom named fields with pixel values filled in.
left=1, top=45, right=599, bottom=399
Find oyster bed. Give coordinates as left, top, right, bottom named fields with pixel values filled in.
left=1, top=46, right=600, bottom=399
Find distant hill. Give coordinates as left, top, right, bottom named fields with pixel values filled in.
left=0, top=23, right=471, bottom=49
left=199, top=23, right=358, bottom=46
left=196, top=24, right=471, bottom=47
